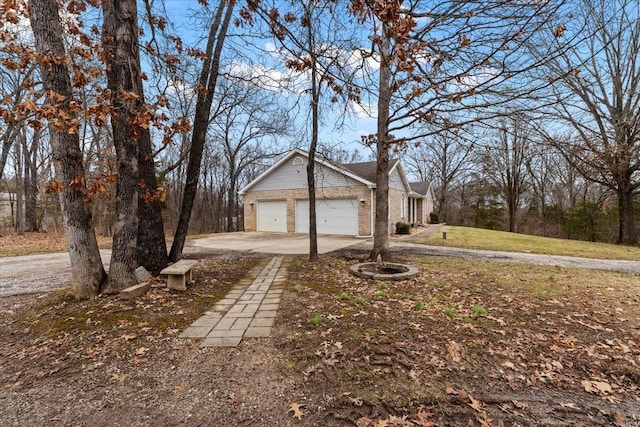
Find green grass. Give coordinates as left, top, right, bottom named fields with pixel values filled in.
left=470, top=304, right=486, bottom=315
left=339, top=292, right=351, bottom=301
left=444, top=307, right=458, bottom=319
left=308, top=314, right=324, bottom=325
left=420, top=225, right=640, bottom=260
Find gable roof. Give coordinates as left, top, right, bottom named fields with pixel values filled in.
left=239, top=148, right=431, bottom=198
left=238, top=148, right=374, bottom=195
left=409, top=181, right=430, bottom=195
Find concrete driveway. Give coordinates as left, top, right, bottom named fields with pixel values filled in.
left=189, top=232, right=367, bottom=254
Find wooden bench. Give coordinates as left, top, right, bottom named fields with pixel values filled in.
left=160, top=260, right=198, bottom=291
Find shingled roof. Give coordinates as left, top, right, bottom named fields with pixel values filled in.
left=409, top=181, right=430, bottom=196
left=341, top=159, right=400, bottom=183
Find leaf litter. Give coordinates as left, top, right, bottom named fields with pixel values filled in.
left=0, top=252, right=638, bottom=425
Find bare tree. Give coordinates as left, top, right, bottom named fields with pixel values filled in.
left=481, top=118, right=531, bottom=232
left=533, top=0, right=639, bottom=244
left=170, top=0, right=235, bottom=262
left=0, top=65, right=35, bottom=182
left=348, top=0, right=568, bottom=259
left=406, top=130, right=476, bottom=223
left=246, top=0, right=362, bottom=261
left=19, top=126, right=40, bottom=231
left=101, top=0, right=146, bottom=292
left=10, top=136, right=24, bottom=234
left=525, top=141, right=561, bottom=236
left=210, top=75, right=289, bottom=232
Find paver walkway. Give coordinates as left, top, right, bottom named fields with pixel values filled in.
left=179, top=256, right=288, bottom=347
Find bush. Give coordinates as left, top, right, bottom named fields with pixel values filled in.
left=429, top=212, right=440, bottom=224
left=395, top=222, right=410, bottom=234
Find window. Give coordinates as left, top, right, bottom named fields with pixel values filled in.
left=292, top=156, right=305, bottom=166
left=401, top=194, right=405, bottom=218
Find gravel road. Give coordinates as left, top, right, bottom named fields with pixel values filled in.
left=1, top=236, right=637, bottom=297
left=0, top=250, right=112, bottom=297
left=386, top=241, right=640, bottom=275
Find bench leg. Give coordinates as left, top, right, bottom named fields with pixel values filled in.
left=167, top=274, right=187, bottom=291
left=187, top=269, right=193, bottom=283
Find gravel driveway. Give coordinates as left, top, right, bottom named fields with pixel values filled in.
left=0, top=233, right=362, bottom=297
left=1, top=231, right=637, bottom=297
left=386, top=241, right=640, bottom=275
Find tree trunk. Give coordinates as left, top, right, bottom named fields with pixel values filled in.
left=369, top=25, right=391, bottom=261
left=307, top=153, right=318, bottom=262
left=617, top=187, right=638, bottom=245
left=28, top=0, right=106, bottom=298
left=0, top=121, right=22, bottom=182
left=0, top=134, right=13, bottom=182
left=102, top=0, right=142, bottom=292
left=137, top=128, right=168, bottom=275
left=170, top=0, right=235, bottom=261
left=14, top=139, right=24, bottom=235
left=227, top=164, right=236, bottom=232
left=23, top=128, right=39, bottom=232
left=507, top=190, right=517, bottom=232
left=306, top=3, right=319, bottom=262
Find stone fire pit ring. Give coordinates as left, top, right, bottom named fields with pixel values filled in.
left=349, top=262, right=419, bottom=281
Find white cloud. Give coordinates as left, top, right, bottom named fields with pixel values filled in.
left=225, top=60, right=305, bottom=93
left=351, top=100, right=376, bottom=120
left=346, top=48, right=380, bottom=73
left=451, top=66, right=500, bottom=92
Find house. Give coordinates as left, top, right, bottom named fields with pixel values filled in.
left=238, top=148, right=435, bottom=237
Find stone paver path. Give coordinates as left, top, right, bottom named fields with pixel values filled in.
left=179, top=256, right=288, bottom=347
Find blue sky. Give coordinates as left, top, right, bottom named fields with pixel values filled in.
left=159, top=0, right=379, bottom=159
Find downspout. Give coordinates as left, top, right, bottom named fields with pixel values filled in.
left=356, top=187, right=375, bottom=238
left=370, top=187, right=374, bottom=237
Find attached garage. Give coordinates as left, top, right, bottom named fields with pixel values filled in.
left=257, top=200, right=287, bottom=232
left=296, top=199, right=358, bottom=236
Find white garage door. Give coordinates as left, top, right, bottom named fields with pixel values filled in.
left=257, top=200, right=287, bottom=232
left=296, top=199, right=358, bottom=235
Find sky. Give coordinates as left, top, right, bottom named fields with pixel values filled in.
left=160, top=0, right=379, bottom=160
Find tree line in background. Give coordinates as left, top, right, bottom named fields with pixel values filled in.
left=405, top=119, right=639, bottom=243
left=0, top=0, right=638, bottom=297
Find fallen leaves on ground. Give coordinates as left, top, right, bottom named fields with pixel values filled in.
left=581, top=379, right=613, bottom=395
left=280, top=255, right=640, bottom=426
left=287, top=402, right=305, bottom=420
left=0, top=257, right=261, bottom=391
left=1, top=253, right=639, bottom=426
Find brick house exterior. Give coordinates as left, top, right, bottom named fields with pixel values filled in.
left=238, top=149, right=434, bottom=236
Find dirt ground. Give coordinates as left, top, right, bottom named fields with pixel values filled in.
left=1, top=248, right=639, bottom=426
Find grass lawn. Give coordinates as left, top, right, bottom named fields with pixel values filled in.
left=418, top=225, right=640, bottom=260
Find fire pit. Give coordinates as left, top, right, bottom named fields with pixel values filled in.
left=349, top=261, right=419, bottom=281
